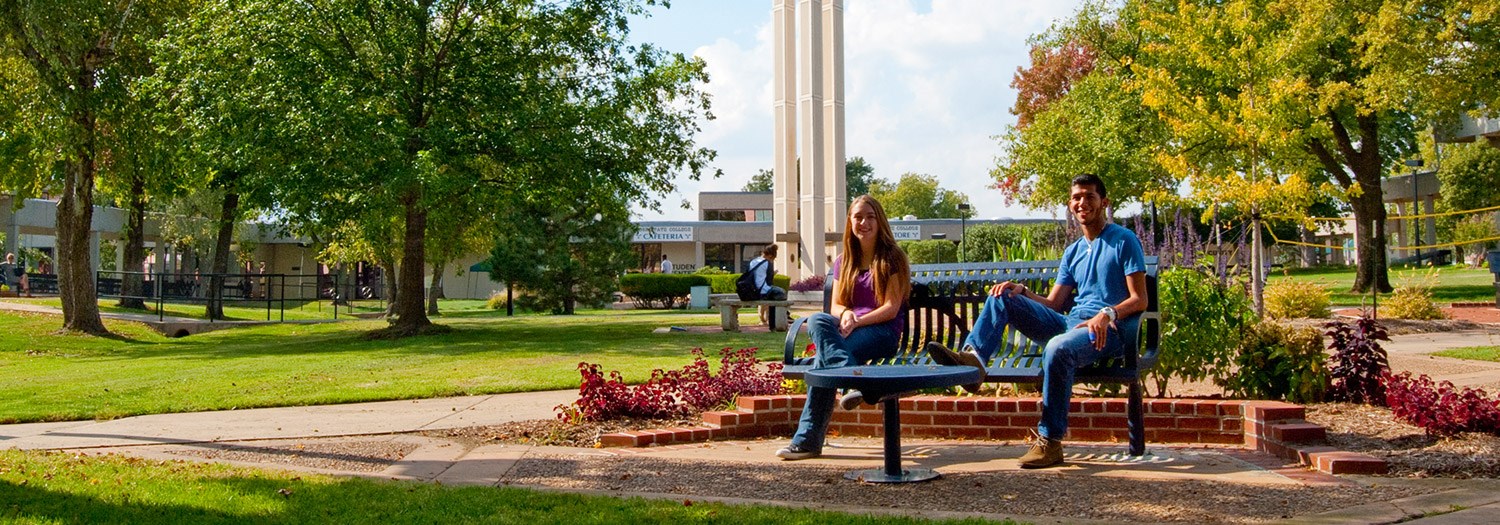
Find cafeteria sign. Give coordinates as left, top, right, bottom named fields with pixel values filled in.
left=634, top=226, right=695, bottom=242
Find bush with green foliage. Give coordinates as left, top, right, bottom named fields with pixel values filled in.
left=899, top=239, right=957, bottom=264
left=1262, top=279, right=1331, bottom=319
left=1384, top=271, right=1445, bottom=320
left=486, top=291, right=507, bottom=310
left=693, top=266, right=730, bottom=275
left=618, top=274, right=709, bottom=309
left=704, top=273, right=791, bottom=294
left=1437, top=142, right=1500, bottom=253
left=1155, top=267, right=1253, bottom=396
left=962, top=223, right=1068, bottom=262
left=1223, top=321, right=1328, bottom=403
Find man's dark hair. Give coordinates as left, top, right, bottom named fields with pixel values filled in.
left=1071, top=173, right=1107, bottom=201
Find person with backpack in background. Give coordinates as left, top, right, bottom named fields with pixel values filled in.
left=740, top=244, right=785, bottom=325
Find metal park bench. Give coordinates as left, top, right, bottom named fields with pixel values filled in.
left=781, top=257, right=1162, bottom=455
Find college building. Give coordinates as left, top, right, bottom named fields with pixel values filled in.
left=2, top=191, right=1057, bottom=301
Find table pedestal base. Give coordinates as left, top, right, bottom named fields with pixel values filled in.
left=844, top=468, right=941, bottom=483
left=843, top=395, right=944, bottom=484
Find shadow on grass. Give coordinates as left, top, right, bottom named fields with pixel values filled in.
left=0, top=462, right=955, bottom=525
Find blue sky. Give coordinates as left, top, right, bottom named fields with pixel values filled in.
left=626, top=0, right=1085, bottom=222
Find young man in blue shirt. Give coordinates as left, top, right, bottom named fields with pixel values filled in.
left=927, top=173, right=1147, bottom=469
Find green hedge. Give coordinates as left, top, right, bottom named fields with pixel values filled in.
left=618, top=274, right=710, bottom=308
left=704, top=273, right=791, bottom=294
left=899, top=240, right=958, bottom=264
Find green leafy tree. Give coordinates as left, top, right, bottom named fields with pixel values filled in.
left=0, top=0, right=188, bottom=334
left=996, top=3, right=1177, bottom=210
left=487, top=190, right=634, bottom=315
left=166, top=0, right=717, bottom=336
left=868, top=173, right=971, bottom=219
left=745, top=157, right=876, bottom=204
left=1436, top=143, right=1500, bottom=229
left=844, top=156, right=877, bottom=202
left=742, top=168, right=774, bottom=192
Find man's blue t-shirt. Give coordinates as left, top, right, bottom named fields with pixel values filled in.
left=1055, top=223, right=1146, bottom=335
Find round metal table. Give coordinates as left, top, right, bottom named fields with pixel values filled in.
left=803, top=364, right=983, bottom=483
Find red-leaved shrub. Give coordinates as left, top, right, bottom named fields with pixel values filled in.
left=558, top=347, right=785, bottom=422
left=789, top=274, right=826, bottom=292
left=1384, top=371, right=1500, bottom=437
left=1325, top=315, right=1390, bottom=405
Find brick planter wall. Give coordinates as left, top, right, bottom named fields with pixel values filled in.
left=600, top=394, right=1387, bottom=476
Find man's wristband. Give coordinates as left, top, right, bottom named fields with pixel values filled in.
left=1102, top=306, right=1118, bottom=323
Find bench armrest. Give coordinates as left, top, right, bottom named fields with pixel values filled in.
left=1133, top=311, right=1162, bottom=371
left=783, top=316, right=814, bottom=365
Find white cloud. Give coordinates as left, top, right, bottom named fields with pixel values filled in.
left=633, top=0, right=1082, bottom=221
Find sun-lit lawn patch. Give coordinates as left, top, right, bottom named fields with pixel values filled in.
left=0, top=306, right=788, bottom=423
left=1267, top=266, right=1494, bottom=305
left=0, top=450, right=997, bottom=525
left=1433, top=346, right=1500, bottom=362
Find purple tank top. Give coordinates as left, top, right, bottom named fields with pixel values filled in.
left=832, top=257, right=905, bottom=334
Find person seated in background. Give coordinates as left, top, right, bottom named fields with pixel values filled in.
left=1, top=253, right=30, bottom=296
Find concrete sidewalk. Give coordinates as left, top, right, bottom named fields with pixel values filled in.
left=1, top=390, right=576, bottom=450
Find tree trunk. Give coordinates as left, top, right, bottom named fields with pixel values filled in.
left=1349, top=183, right=1393, bottom=293
left=427, top=258, right=445, bottom=316
left=207, top=186, right=240, bottom=321
left=1308, top=112, right=1392, bottom=294
left=390, top=188, right=432, bottom=331
left=56, top=108, right=108, bottom=335
left=118, top=173, right=148, bottom=309
left=1250, top=212, right=1264, bottom=315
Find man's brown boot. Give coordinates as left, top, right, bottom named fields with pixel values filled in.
left=1017, top=437, right=1064, bottom=469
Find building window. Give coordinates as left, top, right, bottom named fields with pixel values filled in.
left=703, top=243, right=735, bottom=272
left=703, top=209, right=747, bottom=222
left=754, top=210, right=772, bottom=221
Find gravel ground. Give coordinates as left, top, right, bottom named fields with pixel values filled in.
left=502, top=452, right=1427, bottom=524
left=1307, top=403, right=1500, bottom=478
left=160, top=316, right=1500, bottom=522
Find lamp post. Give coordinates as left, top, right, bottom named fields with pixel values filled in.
left=1405, top=159, right=1424, bottom=263
left=957, top=203, right=971, bottom=262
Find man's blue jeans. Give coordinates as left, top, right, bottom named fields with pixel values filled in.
left=961, top=293, right=1127, bottom=441
left=789, top=312, right=899, bottom=452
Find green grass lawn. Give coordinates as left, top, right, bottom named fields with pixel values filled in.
left=1267, top=265, right=1494, bottom=305
left=0, top=450, right=999, bottom=525
left=0, top=306, right=789, bottom=423
left=8, top=297, right=390, bottom=321
left=1433, top=346, right=1500, bottom=362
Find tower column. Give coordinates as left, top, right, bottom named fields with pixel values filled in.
left=772, top=0, right=799, bottom=281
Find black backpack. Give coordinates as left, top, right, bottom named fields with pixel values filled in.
left=735, top=259, right=768, bottom=301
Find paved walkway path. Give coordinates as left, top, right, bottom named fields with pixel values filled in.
left=4, top=314, right=1500, bottom=522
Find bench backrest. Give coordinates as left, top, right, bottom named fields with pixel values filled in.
left=822, top=257, right=1160, bottom=370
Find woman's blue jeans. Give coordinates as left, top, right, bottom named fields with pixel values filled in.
left=789, top=312, right=899, bottom=452
left=961, top=293, right=1128, bottom=441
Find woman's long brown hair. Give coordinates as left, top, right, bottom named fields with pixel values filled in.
left=836, top=195, right=910, bottom=307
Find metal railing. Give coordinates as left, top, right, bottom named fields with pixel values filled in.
left=95, top=270, right=385, bottom=322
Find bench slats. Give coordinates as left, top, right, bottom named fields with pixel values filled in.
left=781, top=257, right=1160, bottom=455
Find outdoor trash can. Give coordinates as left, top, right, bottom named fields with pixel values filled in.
left=1489, top=251, right=1500, bottom=307
left=690, top=285, right=710, bottom=309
